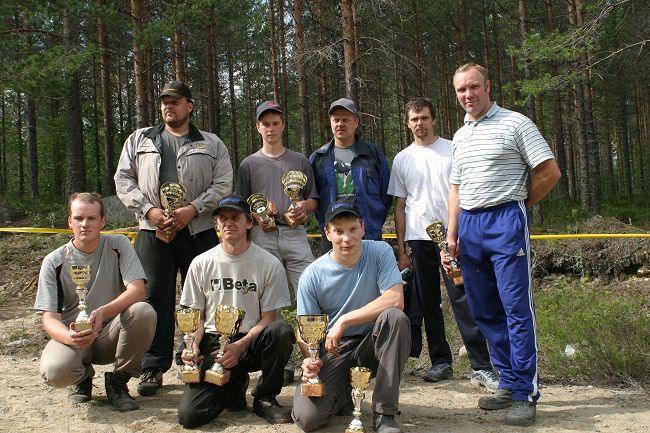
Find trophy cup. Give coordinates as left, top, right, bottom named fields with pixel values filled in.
left=175, top=307, right=201, bottom=383
left=281, top=171, right=307, bottom=227
left=426, top=221, right=464, bottom=286
left=205, top=305, right=246, bottom=386
left=70, top=264, right=92, bottom=332
left=157, top=182, right=187, bottom=243
left=345, top=367, right=372, bottom=433
left=247, top=193, right=276, bottom=229
left=297, top=314, right=329, bottom=397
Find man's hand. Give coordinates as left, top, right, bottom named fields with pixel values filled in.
left=181, top=342, right=203, bottom=367
left=397, top=252, right=412, bottom=271
left=67, top=325, right=99, bottom=349
left=284, top=200, right=308, bottom=227
left=146, top=207, right=173, bottom=231
left=88, top=309, right=104, bottom=334
left=300, top=357, right=323, bottom=382
left=214, top=340, right=245, bottom=369
left=253, top=200, right=277, bottom=232
left=446, top=236, right=459, bottom=259
left=324, top=321, right=346, bottom=357
left=171, top=205, right=198, bottom=232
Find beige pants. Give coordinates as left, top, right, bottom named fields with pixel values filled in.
left=40, top=302, right=156, bottom=387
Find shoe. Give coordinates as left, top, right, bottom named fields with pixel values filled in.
left=68, top=376, right=92, bottom=403
left=422, top=363, right=453, bottom=382
left=470, top=369, right=500, bottom=392
left=478, top=388, right=512, bottom=410
left=227, top=373, right=249, bottom=411
left=372, top=412, right=401, bottom=433
left=105, top=372, right=139, bottom=412
left=505, top=400, right=536, bottom=426
left=253, top=396, right=293, bottom=424
left=137, top=368, right=163, bottom=396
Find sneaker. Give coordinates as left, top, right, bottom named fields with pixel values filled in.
left=227, top=373, right=249, bottom=411
left=478, top=388, right=512, bottom=410
left=68, top=376, right=92, bottom=403
left=505, top=400, right=536, bottom=426
left=137, top=368, right=163, bottom=396
left=372, top=412, right=402, bottom=433
left=105, top=372, right=139, bottom=412
left=470, top=369, right=500, bottom=392
left=422, top=363, right=453, bottom=382
left=253, top=396, right=293, bottom=424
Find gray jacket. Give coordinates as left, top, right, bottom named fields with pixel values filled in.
left=114, top=123, right=233, bottom=235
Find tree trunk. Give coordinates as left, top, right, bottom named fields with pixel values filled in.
left=26, top=95, right=38, bottom=199
left=491, top=0, right=504, bottom=106
left=172, top=0, right=185, bottom=82
left=452, top=0, right=464, bottom=66
left=244, top=45, right=255, bottom=157
left=341, top=0, right=357, bottom=102
left=294, top=0, right=312, bottom=156
left=633, top=77, right=646, bottom=192
left=228, top=47, right=239, bottom=177
left=98, top=0, right=115, bottom=195
left=0, top=93, right=5, bottom=195
left=131, top=0, right=149, bottom=128
left=92, top=58, right=102, bottom=193
left=411, top=0, right=426, bottom=96
left=268, top=0, right=280, bottom=100
left=206, top=10, right=217, bottom=133
left=278, top=0, right=289, bottom=148
left=16, top=91, right=24, bottom=196
left=143, top=1, right=155, bottom=126
left=314, top=0, right=329, bottom=145
left=518, top=0, right=536, bottom=122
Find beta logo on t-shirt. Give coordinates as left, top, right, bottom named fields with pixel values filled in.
left=210, top=278, right=258, bottom=294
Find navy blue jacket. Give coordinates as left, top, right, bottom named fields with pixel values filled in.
left=309, top=134, right=391, bottom=240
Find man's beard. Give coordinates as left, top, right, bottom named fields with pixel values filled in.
left=165, top=113, right=189, bottom=128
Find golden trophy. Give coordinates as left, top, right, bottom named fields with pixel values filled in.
left=297, top=314, right=329, bottom=397
left=345, top=367, right=372, bottom=433
left=205, top=305, right=246, bottom=386
left=70, top=264, right=92, bottom=332
left=157, top=182, right=187, bottom=243
left=247, top=193, right=276, bottom=229
left=175, top=307, right=201, bottom=383
left=426, top=221, right=464, bottom=286
left=281, top=170, right=307, bottom=227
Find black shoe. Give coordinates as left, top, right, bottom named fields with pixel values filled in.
left=478, top=388, right=513, bottom=410
left=137, top=368, right=163, bottom=396
left=68, top=376, right=92, bottom=403
left=422, top=363, right=453, bottom=382
left=253, top=396, right=293, bottom=424
left=105, top=372, right=139, bottom=412
left=505, top=400, right=536, bottom=426
left=372, top=412, right=401, bottom=433
left=227, top=373, right=249, bottom=411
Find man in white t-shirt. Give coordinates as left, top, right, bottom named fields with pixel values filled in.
left=388, top=97, right=497, bottom=391
left=177, top=195, right=294, bottom=428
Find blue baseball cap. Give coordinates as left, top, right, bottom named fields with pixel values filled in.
left=324, top=199, right=361, bottom=224
left=212, top=195, right=251, bottom=216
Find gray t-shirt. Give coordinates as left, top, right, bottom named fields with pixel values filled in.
left=159, top=129, right=189, bottom=184
left=333, top=143, right=357, bottom=199
left=34, top=234, right=147, bottom=325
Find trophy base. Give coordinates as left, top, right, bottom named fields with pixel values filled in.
left=448, top=270, right=464, bottom=286
left=205, top=370, right=230, bottom=386
left=301, top=382, right=325, bottom=397
left=71, top=321, right=92, bottom=332
left=182, top=369, right=201, bottom=384
left=345, top=427, right=367, bottom=433
left=155, top=229, right=176, bottom=244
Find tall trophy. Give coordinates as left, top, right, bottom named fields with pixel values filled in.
left=281, top=170, right=307, bottom=227
left=70, top=264, right=92, bottom=332
left=345, top=367, right=372, bottom=433
left=205, top=304, right=246, bottom=386
left=157, top=182, right=187, bottom=243
left=297, top=314, right=329, bottom=397
left=175, top=307, right=201, bottom=383
left=426, top=221, right=464, bottom=286
left=247, top=193, right=276, bottom=229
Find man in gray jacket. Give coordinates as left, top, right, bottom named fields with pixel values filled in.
left=115, top=80, right=232, bottom=396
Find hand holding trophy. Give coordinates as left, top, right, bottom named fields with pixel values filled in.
left=281, top=171, right=307, bottom=228
left=175, top=306, right=201, bottom=383
left=157, top=182, right=187, bottom=243
left=70, top=264, right=92, bottom=332
left=426, top=221, right=464, bottom=286
left=205, top=305, right=246, bottom=386
left=345, top=366, right=372, bottom=433
left=247, top=193, right=276, bottom=231
left=297, top=314, right=329, bottom=397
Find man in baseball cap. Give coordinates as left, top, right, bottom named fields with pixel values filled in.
left=159, top=80, right=193, bottom=102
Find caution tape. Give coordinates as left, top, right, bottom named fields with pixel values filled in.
left=0, top=227, right=138, bottom=245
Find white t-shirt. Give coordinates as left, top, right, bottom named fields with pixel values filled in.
left=180, top=243, right=291, bottom=334
left=387, top=138, right=453, bottom=241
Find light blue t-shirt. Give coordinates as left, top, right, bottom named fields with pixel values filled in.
left=297, top=240, right=402, bottom=337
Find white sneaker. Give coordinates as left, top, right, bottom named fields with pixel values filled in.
left=470, top=369, right=499, bottom=392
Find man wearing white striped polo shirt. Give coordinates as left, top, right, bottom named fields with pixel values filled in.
left=444, top=63, right=560, bottom=427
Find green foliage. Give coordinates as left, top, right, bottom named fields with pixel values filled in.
left=541, top=196, right=650, bottom=230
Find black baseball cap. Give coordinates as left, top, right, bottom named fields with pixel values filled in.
left=324, top=199, right=361, bottom=224
left=212, top=195, right=251, bottom=217
left=328, top=98, right=358, bottom=116
left=256, top=100, right=284, bottom=120
left=159, top=81, right=193, bottom=101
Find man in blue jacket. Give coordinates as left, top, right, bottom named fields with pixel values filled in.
left=309, top=98, right=391, bottom=254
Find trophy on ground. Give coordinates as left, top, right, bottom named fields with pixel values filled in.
left=426, top=221, right=464, bottom=286
left=205, top=304, right=246, bottom=386
left=297, top=314, right=329, bottom=397
left=157, top=182, right=187, bottom=243
left=247, top=193, right=276, bottom=229
left=345, top=366, right=373, bottom=433
left=175, top=307, right=201, bottom=383
left=281, top=171, right=307, bottom=227
left=70, top=264, right=92, bottom=332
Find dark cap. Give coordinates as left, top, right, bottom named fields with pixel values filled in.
left=159, top=81, right=193, bottom=101
left=324, top=199, right=361, bottom=224
left=256, top=100, right=284, bottom=120
left=328, top=98, right=358, bottom=116
left=212, top=195, right=251, bottom=217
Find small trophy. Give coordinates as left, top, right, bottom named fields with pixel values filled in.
left=175, top=307, right=201, bottom=384
left=281, top=171, right=307, bottom=227
left=157, top=182, right=187, bottom=243
left=70, top=264, right=92, bottom=332
left=426, top=221, right=463, bottom=286
left=205, top=304, right=246, bottom=386
left=247, top=193, right=276, bottom=229
left=297, top=314, right=329, bottom=397
left=345, top=367, right=372, bottom=433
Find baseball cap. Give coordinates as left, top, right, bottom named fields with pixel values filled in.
left=324, top=199, right=361, bottom=224
left=212, top=195, right=251, bottom=216
left=256, top=100, right=284, bottom=120
left=159, top=81, right=193, bottom=101
left=328, top=98, right=358, bottom=116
